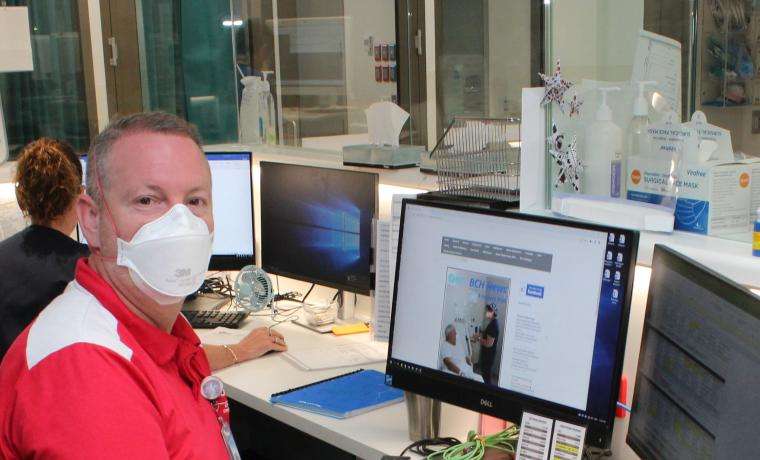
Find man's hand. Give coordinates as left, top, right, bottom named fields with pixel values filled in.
left=231, top=327, right=287, bottom=362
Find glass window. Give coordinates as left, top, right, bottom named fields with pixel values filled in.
left=234, top=0, right=401, bottom=146
left=0, top=0, right=94, bottom=158
left=435, top=0, right=542, bottom=138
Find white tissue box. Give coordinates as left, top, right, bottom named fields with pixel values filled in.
left=627, top=156, right=751, bottom=235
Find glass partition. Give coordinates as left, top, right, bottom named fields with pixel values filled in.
left=548, top=0, right=759, bottom=242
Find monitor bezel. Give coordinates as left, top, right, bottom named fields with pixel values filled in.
left=626, top=244, right=760, bottom=459
left=259, top=161, right=378, bottom=296
left=385, top=199, right=640, bottom=448
left=204, top=151, right=255, bottom=271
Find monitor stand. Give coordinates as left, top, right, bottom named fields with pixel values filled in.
left=405, top=392, right=441, bottom=441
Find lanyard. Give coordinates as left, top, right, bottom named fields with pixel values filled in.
left=201, top=376, right=241, bottom=460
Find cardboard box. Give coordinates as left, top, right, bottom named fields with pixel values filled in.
left=627, top=156, right=751, bottom=235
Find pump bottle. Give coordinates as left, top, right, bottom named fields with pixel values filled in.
left=584, top=87, right=622, bottom=197
left=240, top=76, right=263, bottom=144
left=625, top=81, right=656, bottom=196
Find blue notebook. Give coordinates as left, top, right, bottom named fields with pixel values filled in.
left=270, top=369, right=404, bottom=419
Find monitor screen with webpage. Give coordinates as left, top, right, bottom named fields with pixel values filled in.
left=386, top=200, right=639, bottom=448
left=259, top=161, right=378, bottom=295
left=627, top=245, right=760, bottom=459
left=77, top=151, right=254, bottom=270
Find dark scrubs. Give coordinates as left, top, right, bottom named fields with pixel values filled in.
left=479, top=318, right=500, bottom=385
left=0, top=225, right=89, bottom=360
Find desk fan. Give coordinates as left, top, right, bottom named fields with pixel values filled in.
left=233, top=265, right=275, bottom=312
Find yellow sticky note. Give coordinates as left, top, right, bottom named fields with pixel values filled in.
left=332, top=323, right=370, bottom=335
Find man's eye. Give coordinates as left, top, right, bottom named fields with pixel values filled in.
left=138, top=197, right=153, bottom=205
left=189, top=198, right=205, bottom=206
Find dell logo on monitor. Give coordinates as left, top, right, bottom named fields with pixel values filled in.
left=480, top=399, right=493, bottom=408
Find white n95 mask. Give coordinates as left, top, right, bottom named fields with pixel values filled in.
left=116, top=204, right=213, bottom=304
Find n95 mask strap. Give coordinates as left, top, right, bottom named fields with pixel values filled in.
left=116, top=204, right=213, bottom=301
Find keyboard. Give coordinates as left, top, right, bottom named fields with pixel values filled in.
left=183, top=310, right=248, bottom=329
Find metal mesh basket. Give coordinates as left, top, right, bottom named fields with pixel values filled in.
left=430, top=117, right=520, bottom=205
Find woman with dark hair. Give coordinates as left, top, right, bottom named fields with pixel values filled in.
left=474, top=303, right=500, bottom=384
left=0, top=138, right=89, bottom=360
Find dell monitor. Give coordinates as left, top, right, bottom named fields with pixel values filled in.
left=387, top=200, right=639, bottom=448
left=78, top=151, right=254, bottom=270
left=259, top=162, right=377, bottom=295
left=627, top=245, right=760, bottom=459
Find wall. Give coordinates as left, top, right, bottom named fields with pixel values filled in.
left=343, top=0, right=398, bottom=134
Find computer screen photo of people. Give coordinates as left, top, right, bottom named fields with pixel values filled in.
left=438, top=268, right=508, bottom=385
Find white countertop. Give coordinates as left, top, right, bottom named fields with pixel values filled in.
left=198, top=315, right=479, bottom=460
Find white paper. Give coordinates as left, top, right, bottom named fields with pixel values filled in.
left=372, top=220, right=392, bottom=342
left=516, top=412, right=553, bottom=460
left=0, top=7, right=34, bottom=72
left=365, top=102, right=409, bottom=147
left=195, top=326, right=250, bottom=346
left=632, top=30, right=682, bottom=118
left=284, top=342, right=388, bottom=371
left=549, top=420, right=586, bottom=460
left=684, top=111, right=734, bottom=162
left=520, top=87, right=548, bottom=213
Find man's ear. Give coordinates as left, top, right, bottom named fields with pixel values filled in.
left=76, top=193, right=101, bottom=250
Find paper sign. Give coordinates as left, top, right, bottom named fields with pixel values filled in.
left=549, top=420, right=586, bottom=460
left=632, top=30, right=682, bottom=118
left=0, top=7, right=34, bottom=72
left=516, top=412, right=553, bottom=460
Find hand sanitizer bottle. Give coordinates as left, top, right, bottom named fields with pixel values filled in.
left=625, top=81, right=656, bottom=197
left=239, top=76, right=262, bottom=144
left=584, top=87, right=622, bottom=197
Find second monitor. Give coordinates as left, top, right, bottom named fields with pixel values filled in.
left=259, top=162, right=378, bottom=295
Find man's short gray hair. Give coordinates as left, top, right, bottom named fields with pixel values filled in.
left=445, top=324, right=456, bottom=337
left=85, top=112, right=203, bottom=206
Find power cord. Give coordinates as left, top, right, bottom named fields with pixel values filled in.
left=399, top=437, right=462, bottom=458
left=427, top=427, right=519, bottom=460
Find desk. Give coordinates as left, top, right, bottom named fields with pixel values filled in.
left=198, top=315, right=480, bottom=460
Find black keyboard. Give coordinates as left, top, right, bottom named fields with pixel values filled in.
left=183, top=310, right=248, bottom=329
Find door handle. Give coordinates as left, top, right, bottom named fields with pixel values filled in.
left=108, top=37, right=118, bottom=67
left=414, top=29, right=423, bottom=56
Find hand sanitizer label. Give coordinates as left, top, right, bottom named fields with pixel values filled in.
left=611, top=159, right=622, bottom=198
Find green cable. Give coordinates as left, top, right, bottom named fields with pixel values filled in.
left=427, top=426, right=520, bottom=460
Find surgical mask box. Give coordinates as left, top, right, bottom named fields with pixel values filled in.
left=627, top=156, right=751, bottom=235
left=741, top=157, right=760, bottom=223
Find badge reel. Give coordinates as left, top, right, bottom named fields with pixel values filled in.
left=201, top=376, right=241, bottom=460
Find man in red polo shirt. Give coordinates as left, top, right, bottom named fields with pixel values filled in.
left=0, top=112, right=280, bottom=458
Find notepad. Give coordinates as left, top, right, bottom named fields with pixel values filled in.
left=270, top=369, right=404, bottom=419
left=283, top=342, right=388, bottom=371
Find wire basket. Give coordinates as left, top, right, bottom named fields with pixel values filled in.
left=430, top=117, right=520, bottom=206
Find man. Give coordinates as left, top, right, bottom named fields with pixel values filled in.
left=440, top=324, right=472, bottom=376
left=0, top=112, right=285, bottom=458
left=474, top=304, right=500, bottom=385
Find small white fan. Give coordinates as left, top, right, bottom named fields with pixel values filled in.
left=234, top=265, right=275, bottom=312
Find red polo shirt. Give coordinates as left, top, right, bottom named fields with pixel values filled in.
left=0, top=259, right=230, bottom=459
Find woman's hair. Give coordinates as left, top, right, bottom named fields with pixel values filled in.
left=486, top=304, right=497, bottom=317
left=14, top=138, right=83, bottom=225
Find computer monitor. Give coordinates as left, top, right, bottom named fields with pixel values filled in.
left=627, top=245, right=760, bottom=459
left=387, top=200, right=639, bottom=448
left=77, top=151, right=255, bottom=270
left=259, top=161, right=377, bottom=295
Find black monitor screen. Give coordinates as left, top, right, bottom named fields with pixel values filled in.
left=259, top=162, right=377, bottom=294
left=627, top=245, right=760, bottom=459
left=387, top=200, right=639, bottom=448
left=78, top=151, right=255, bottom=270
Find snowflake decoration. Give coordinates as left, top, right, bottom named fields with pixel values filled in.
left=548, top=125, right=583, bottom=192
left=564, top=94, right=583, bottom=118
left=539, top=59, right=573, bottom=109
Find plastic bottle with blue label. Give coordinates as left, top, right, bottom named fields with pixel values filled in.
left=753, top=207, right=760, bottom=257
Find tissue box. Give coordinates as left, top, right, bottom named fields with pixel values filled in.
left=342, top=144, right=424, bottom=169
left=627, top=156, right=751, bottom=235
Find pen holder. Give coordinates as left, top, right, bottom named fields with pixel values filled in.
left=405, top=392, right=441, bottom=441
